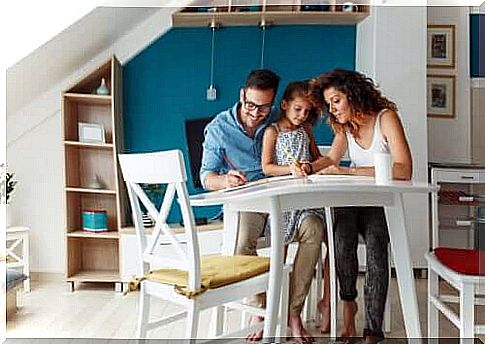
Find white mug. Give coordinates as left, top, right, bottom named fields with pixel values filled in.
left=374, top=152, right=392, bottom=185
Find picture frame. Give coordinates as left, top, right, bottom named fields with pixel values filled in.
left=78, top=122, right=106, bottom=143
left=427, top=75, right=456, bottom=118
left=427, top=25, right=455, bottom=69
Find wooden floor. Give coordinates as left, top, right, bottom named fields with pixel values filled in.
left=5, top=273, right=485, bottom=342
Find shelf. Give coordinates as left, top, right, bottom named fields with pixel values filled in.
left=64, top=141, right=114, bottom=149
left=66, top=270, right=120, bottom=282
left=438, top=190, right=485, bottom=205
left=67, top=230, right=119, bottom=239
left=63, top=56, right=126, bottom=290
left=173, top=10, right=369, bottom=27
left=120, top=221, right=224, bottom=235
left=64, top=93, right=112, bottom=105
left=439, top=201, right=482, bottom=206
left=66, top=187, right=116, bottom=195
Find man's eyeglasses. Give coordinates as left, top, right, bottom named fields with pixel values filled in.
left=243, top=91, right=274, bottom=115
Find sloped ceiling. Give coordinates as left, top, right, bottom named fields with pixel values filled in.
left=6, top=7, right=159, bottom=116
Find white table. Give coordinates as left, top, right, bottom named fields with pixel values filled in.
left=6, top=226, right=30, bottom=292
left=190, top=175, right=436, bottom=340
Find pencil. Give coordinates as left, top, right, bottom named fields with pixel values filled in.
left=222, top=153, right=237, bottom=170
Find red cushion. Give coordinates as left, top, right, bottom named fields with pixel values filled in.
left=434, top=247, right=485, bottom=276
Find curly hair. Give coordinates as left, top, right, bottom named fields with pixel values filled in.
left=314, top=69, right=398, bottom=137
left=279, top=81, right=323, bottom=127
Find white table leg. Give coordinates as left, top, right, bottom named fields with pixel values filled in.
left=384, top=194, right=422, bottom=339
left=263, top=196, right=284, bottom=343
left=325, top=207, right=337, bottom=339
left=222, top=205, right=239, bottom=255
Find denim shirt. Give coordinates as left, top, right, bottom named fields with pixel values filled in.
left=200, top=102, right=273, bottom=189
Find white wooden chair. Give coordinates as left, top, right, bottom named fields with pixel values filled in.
left=425, top=247, right=485, bottom=340
left=119, top=149, right=291, bottom=340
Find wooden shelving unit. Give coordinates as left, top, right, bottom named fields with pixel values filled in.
left=173, top=0, right=370, bottom=27
left=62, top=56, right=128, bottom=291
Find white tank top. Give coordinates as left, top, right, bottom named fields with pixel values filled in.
left=346, top=109, right=390, bottom=167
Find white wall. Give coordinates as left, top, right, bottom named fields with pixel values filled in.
left=427, top=6, right=471, bottom=163
left=6, top=7, right=180, bottom=273
left=357, top=6, right=429, bottom=268
left=7, top=113, right=65, bottom=272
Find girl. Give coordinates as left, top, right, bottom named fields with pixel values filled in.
left=314, top=69, right=412, bottom=343
left=261, top=81, right=331, bottom=341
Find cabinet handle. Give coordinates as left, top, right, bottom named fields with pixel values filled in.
left=160, top=242, right=187, bottom=246
left=460, top=175, right=475, bottom=180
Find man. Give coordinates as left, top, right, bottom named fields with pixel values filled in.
left=200, top=69, right=324, bottom=342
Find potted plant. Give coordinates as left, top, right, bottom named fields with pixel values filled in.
left=1, top=165, right=18, bottom=227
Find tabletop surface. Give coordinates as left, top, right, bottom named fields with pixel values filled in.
left=190, top=175, right=436, bottom=206
left=429, top=162, right=485, bottom=170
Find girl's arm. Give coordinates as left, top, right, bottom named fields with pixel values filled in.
left=261, top=126, right=293, bottom=176
left=380, top=109, right=413, bottom=180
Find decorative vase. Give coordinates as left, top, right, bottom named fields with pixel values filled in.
left=342, top=2, right=358, bottom=12
left=88, top=175, right=104, bottom=189
left=96, top=78, right=110, bottom=95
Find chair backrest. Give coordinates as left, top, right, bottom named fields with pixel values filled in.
left=118, top=150, right=201, bottom=290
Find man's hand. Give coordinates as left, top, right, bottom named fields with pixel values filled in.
left=224, top=170, right=248, bottom=188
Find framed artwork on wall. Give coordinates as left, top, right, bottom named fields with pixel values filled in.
left=427, top=25, right=456, bottom=69
left=427, top=75, right=456, bottom=118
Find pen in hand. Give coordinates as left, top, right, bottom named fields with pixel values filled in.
left=222, top=152, right=247, bottom=186
left=222, top=153, right=237, bottom=171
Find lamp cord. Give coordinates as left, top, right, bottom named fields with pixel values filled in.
left=260, top=24, right=266, bottom=68
left=210, top=26, right=216, bottom=87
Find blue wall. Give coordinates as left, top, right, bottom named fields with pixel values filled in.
left=470, top=14, right=484, bottom=77
left=123, top=25, right=356, bottom=222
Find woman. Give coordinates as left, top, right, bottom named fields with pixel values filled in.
left=313, top=69, right=412, bottom=343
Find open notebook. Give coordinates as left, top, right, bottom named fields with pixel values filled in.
left=218, top=174, right=374, bottom=193
left=218, top=175, right=301, bottom=192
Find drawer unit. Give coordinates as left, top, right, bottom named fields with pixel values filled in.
left=430, top=165, right=485, bottom=250
left=433, top=169, right=481, bottom=184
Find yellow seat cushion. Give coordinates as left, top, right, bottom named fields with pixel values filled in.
left=131, top=255, right=270, bottom=299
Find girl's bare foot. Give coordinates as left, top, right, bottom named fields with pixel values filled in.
left=341, top=301, right=358, bottom=338
left=288, top=314, right=313, bottom=344
left=246, top=315, right=264, bottom=342
left=317, top=299, right=330, bottom=334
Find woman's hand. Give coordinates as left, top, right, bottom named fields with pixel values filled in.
left=317, top=165, right=353, bottom=175
left=301, top=162, right=313, bottom=175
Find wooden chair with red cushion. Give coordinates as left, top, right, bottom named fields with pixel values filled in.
left=425, top=246, right=485, bottom=339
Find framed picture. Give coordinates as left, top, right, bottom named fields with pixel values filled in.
left=427, top=25, right=455, bottom=68
left=78, top=122, right=105, bottom=143
left=427, top=75, right=456, bottom=118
